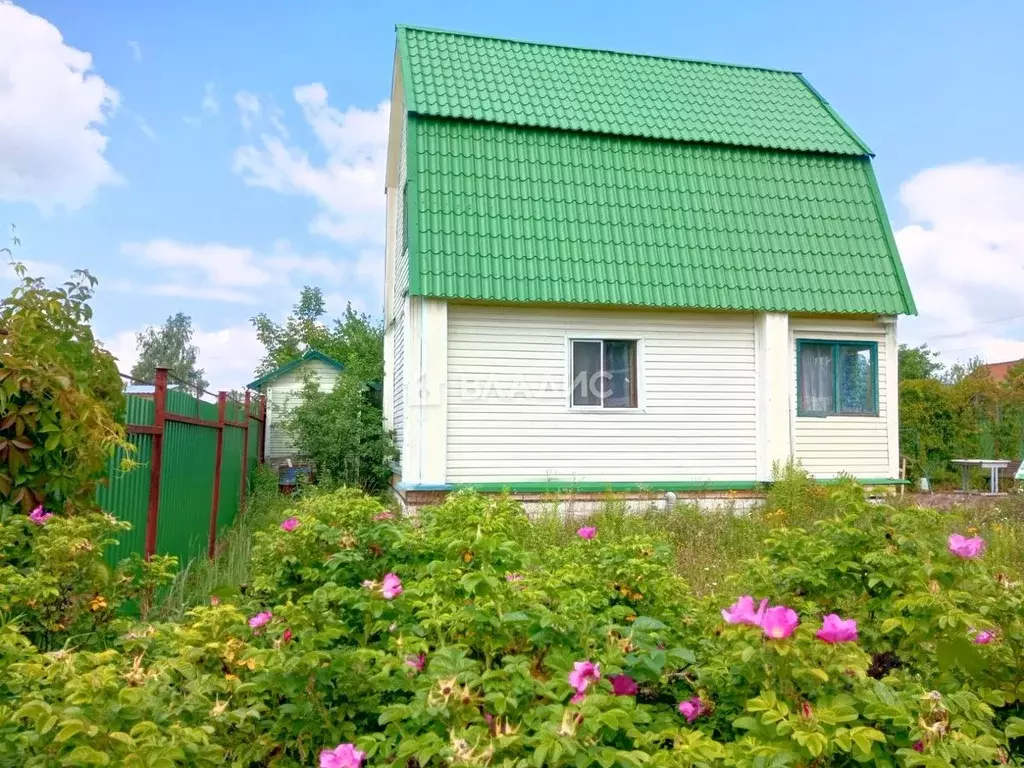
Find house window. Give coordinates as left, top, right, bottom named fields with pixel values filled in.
left=797, top=340, right=878, bottom=416
left=570, top=339, right=638, bottom=408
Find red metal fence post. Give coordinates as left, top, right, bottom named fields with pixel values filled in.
left=144, top=367, right=168, bottom=559
left=240, top=390, right=251, bottom=508
left=208, top=391, right=227, bottom=558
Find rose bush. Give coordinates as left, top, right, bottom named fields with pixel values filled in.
left=2, top=483, right=1023, bottom=766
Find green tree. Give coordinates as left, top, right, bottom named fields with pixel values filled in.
left=251, top=286, right=383, bottom=382
left=897, top=342, right=943, bottom=381
left=130, top=312, right=209, bottom=395
left=286, top=374, right=396, bottom=492
left=1, top=263, right=127, bottom=510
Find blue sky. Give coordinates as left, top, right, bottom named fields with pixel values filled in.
left=2, top=0, right=1024, bottom=387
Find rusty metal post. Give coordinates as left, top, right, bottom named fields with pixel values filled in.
left=208, top=391, right=227, bottom=557
left=240, top=389, right=251, bottom=508
left=144, top=367, right=168, bottom=559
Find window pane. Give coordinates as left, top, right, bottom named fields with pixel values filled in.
left=838, top=345, right=874, bottom=414
left=603, top=340, right=637, bottom=408
left=799, top=343, right=834, bottom=413
left=571, top=341, right=602, bottom=406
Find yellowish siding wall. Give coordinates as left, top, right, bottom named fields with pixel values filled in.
left=790, top=317, right=894, bottom=478
left=446, top=304, right=758, bottom=483
left=264, top=360, right=340, bottom=459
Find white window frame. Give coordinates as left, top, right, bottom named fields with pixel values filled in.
left=565, top=336, right=645, bottom=412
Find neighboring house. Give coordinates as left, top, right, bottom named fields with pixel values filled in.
left=382, top=27, right=917, bottom=510
left=248, top=350, right=344, bottom=465
left=981, top=359, right=1024, bottom=383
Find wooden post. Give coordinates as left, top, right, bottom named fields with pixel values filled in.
left=257, top=394, right=267, bottom=465
left=208, top=391, right=227, bottom=557
left=144, top=367, right=168, bottom=559
left=240, top=389, right=251, bottom=508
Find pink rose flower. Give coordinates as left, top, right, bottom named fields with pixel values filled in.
left=568, top=660, right=601, bottom=702
left=913, top=741, right=924, bottom=752
left=760, top=605, right=799, bottom=639
left=577, top=526, right=597, bottom=540
left=209, top=595, right=220, bottom=606
left=381, top=572, right=403, bottom=599
left=373, top=511, right=394, bottom=521
left=282, top=628, right=293, bottom=644
left=721, top=595, right=768, bottom=626
left=948, top=533, right=985, bottom=559
left=816, top=613, right=858, bottom=643
left=280, top=517, right=300, bottom=532
left=609, top=674, right=638, bottom=696
left=248, top=611, right=272, bottom=629
left=972, top=629, right=995, bottom=645
left=678, top=696, right=706, bottom=723
left=406, top=653, right=426, bottom=671
left=320, top=743, right=366, bottom=768
left=506, top=573, right=524, bottom=582
left=28, top=506, right=53, bottom=525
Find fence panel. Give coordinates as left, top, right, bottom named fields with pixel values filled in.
left=97, top=396, right=155, bottom=568
left=96, top=369, right=265, bottom=570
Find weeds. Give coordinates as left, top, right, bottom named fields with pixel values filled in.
left=154, top=466, right=289, bottom=620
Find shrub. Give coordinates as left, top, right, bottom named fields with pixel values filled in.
left=0, top=266, right=128, bottom=512
left=3, top=486, right=1023, bottom=766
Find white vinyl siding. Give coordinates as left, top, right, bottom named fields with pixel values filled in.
left=791, top=317, right=892, bottom=478
left=264, top=360, right=340, bottom=459
left=446, top=304, right=757, bottom=483
left=391, top=117, right=409, bottom=456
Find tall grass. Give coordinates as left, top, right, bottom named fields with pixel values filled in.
left=527, top=464, right=1024, bottom=596
left=154, top=467, right=290, bottom=620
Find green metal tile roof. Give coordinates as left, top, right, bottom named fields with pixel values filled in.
left=397, top=26, right=871, bottom=156
left=247, top=349, right=343, bottom=390
left=409, top=118, right=915, bottom=315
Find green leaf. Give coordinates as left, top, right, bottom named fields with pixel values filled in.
left=630, top=616, right=667, bottom=632
left=501, top=611, right=531, bottom=623
left=1005, top=717, right=1024, bottom=739
left=60, top=747, right=111, bottom=766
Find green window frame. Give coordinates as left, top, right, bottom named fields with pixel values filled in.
left=796, top=339, right=879, bottom=417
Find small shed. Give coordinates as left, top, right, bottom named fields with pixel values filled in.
left=248, top=350, right=343, bottom=464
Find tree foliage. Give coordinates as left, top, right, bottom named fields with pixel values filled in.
left=130, top=312, right=209, bottom=395
left=897, top=343, right=943, bottom=381
left=251, top=286, right=383, bottom=383
left=900, top=362, right=1024, bottom=483
left=0, top=264, right=127, bottom=511
left=286, top=374, right=396, bottom=493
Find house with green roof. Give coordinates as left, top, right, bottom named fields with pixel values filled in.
left=248, top=350, right=344, bottom=464
left=382, top=26, right=916, bottom=508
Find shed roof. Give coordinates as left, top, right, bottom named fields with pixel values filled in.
left=247, top=350, right=343, bottom=390
left=397, top=26, right=916, bottom=316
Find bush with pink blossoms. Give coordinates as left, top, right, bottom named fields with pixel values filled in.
left=3, top=483, right=1024, bottom=766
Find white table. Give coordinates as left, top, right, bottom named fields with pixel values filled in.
left=951, top=459, right=1012, bottom=494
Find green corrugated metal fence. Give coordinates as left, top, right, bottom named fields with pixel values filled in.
left=98, top=368, right=264, bottom=569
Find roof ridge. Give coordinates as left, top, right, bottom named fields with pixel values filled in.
left=396, top=23, right=801, bottom=77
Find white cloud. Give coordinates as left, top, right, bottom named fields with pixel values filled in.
left=120, top=239, right=362, bottom=303
left=123, top=239, right=273, bottom=288
left=0, top=2, right=121, bottom=209
left=123, top=107, right=157, bottom=141
left=202, top=81, right=219, bottom=114
left=105, top=323, right=263, bottom=391
left=0, top=257, right=65, bottom=284
left=233, top=87, right=389, bottom=244
left=127, top=40, right=142, bottom=63
left=235, top=90, right=261, bottom=131
left=895, top=161, right=1024, bottom=365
